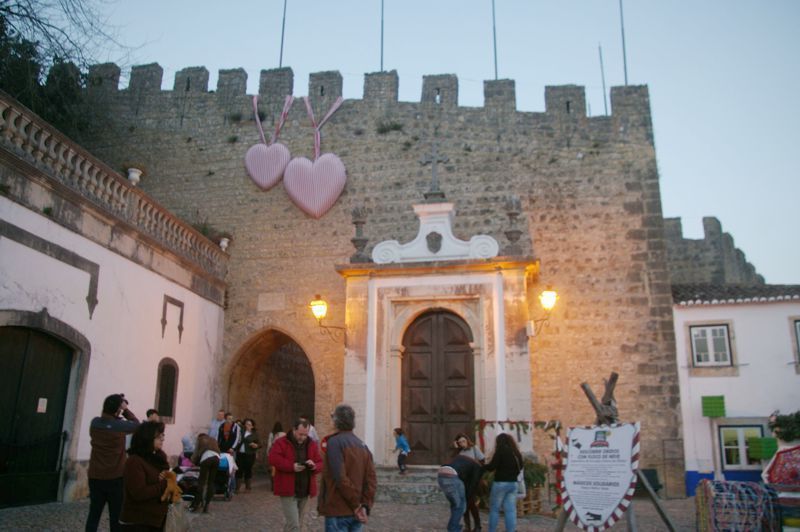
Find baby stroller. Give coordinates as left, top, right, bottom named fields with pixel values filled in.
left=214, top=453, right=237, bottom=500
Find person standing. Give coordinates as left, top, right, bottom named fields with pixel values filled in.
left=317, top=404, right=377, bottom=531
left=235, top=418, right=260, bottom=492
left=300, top=415, right=319, bottom=442
left=145, top=409, right=160, bottom=422
left=438, top=453, right=483, bottom=532
left=190, top=432, right=221, bottom=513
left=454, top=433, right=485, bottom=531
left=268, top=418, right=323, bottom=532
left=392, top=428, right=410, bottom=475
left=85, top=393, right=140, bottom=532
left=484, top=433, right=523, bottom=532
left=217, top=412, right=241, bottom=455
left=209, top=409, right=225, bottom=440
left=118, top=421, right=170, bottom=530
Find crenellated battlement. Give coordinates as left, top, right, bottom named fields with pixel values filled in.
left=85, top=63, right=652, bottom=127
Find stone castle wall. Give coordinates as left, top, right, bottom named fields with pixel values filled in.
left=78, top=64, right=684, bottom=496
left=665, top=216, right=764, bottom=285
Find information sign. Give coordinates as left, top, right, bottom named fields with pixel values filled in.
left=560, top=422, right=640, bottom=530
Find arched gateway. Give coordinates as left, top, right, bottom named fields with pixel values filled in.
left=227, top=329, right=315, bottom=437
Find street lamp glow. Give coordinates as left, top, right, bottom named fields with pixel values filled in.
left=539, top=289, right=558, bottom=312
left=309, top=295, right=328, bottom=322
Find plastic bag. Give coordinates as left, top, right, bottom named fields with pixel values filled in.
left=516, top=468, right=526, bottom=499
left=164, top=502, right=190, bottom=532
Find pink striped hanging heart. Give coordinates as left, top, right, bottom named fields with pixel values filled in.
left=245, top=143, right=290, bottom=190
left=283, top=153, right=347, bottom=219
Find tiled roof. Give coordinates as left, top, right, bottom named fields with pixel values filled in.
left=672, top=284, right=800, bottom=306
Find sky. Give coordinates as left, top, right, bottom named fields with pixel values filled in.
left=97, top=1, right=799, bottom=284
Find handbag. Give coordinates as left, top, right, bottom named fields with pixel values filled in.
left=164, top=502, right=190, bottom=532
left=515, top=457, right=526, bottom=499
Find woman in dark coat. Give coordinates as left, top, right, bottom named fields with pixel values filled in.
left=119, top=421, right=170, bottom=531
left=235, top=418, right=261, bottom=492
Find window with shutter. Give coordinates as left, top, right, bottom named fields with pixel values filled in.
left=690, top=325, right=732, bottom=367
left=155, top=358, right=179, bottom=423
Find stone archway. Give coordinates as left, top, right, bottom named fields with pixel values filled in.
left=228, top=330, right=315, bottom=440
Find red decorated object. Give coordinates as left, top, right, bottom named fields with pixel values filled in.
left=762, top=444, right=800, bottom=488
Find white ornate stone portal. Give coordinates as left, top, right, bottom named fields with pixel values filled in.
left=340, top=201, right=539, bottom=467
left=371, top=202, right=499, bottom=263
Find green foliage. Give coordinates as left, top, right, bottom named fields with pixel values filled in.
left=0, top=16, right=87, bottom=138
left=376, top=120, right=403, bottom=134
left=769, top=410, right=800, bottom=442
left=523, top=459, right=548, bottom=488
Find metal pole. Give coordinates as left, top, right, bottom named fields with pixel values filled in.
left=491, top=0, right=498, bottom=80
left=619, top=0, right=628, bottom=85
left=279, top=0, right=288, bottom=68
left=599, top=43, right=609, bottom=115
left=380, top=0, right=385, bottom=71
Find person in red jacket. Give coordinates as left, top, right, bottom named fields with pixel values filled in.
left=268, top=418, right=323, bottom=532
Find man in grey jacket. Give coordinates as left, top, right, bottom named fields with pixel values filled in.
left=85, top=393, right=139, bottom=532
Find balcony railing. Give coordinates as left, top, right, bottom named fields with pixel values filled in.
left=0, top=92, right=228, bottom=280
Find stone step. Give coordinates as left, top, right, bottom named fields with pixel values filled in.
left=374, top=466, right=442, bottom=505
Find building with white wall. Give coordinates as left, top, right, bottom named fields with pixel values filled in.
left=0, top=94, right=229, bottom=505
left=673, top=284, right=800, bottom=495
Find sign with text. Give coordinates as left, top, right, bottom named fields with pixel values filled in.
left=560, top=423, right=640, bottom=531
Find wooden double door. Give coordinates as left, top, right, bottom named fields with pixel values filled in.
left=0, top=327, right=72, bottom=507
left=402, top=311, right=475, bottom=465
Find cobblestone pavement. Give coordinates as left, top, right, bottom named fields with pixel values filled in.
left=0, top=475, right=696, bottom=531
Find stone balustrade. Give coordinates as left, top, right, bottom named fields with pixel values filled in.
left=0, top=93, right=228, bottom=280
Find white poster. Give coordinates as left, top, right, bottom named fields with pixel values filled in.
left=561, top=423, right=640, bottom=530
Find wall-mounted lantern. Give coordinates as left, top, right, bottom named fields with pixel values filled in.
left=527, top=287, right=559, bottom=337
left=309, top=295, right=345, bottom=342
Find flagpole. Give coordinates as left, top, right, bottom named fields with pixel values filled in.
left=599, top=43, right=608, bottom=115
left=619, top=0, right=628, bottom=85
left=491, top=0, right=498, bottom=80
left=279, top=0, right=288, bottom=68
left=380, top=0, right=385, bottom=71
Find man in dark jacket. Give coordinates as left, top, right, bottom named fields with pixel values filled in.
left=217, top=412, right=241, bottom=454
left=268, top=418, right=323, bottom=532
left=318, top=404, right=377, bottom=531
left=85, top=393, right=140, bottom=532
left=438, top=454, right=483, bottom=532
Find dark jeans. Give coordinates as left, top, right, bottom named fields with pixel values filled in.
left=397, top=451, right=408, bottom=472
left=465, top=492, right=481, bottom=531
left=324, top=515, right=363, bottom=531
left=438, top=474, right=466, bottom=532
left=85, top=477, right=123, bottom=532
left=235, top=452, right=255, bottom=480
left=195, top=456, right=219, bottom=507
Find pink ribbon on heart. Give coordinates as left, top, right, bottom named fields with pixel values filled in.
left=244, top=95, right=293, bottom=190
left=283, top=96, right=347, bottom=218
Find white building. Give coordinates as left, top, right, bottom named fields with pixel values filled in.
left=0, top=94, right=228, bottom=505
left=673, top=284, right=800, bottom=495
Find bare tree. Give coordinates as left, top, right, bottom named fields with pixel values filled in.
left=0, top=0, right=122, bottom=71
